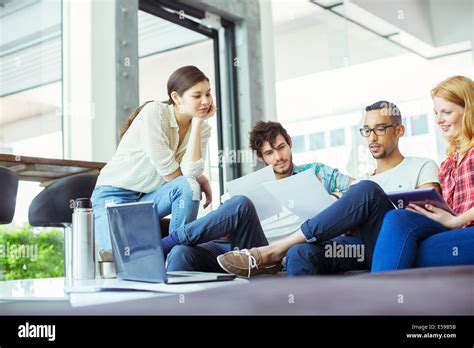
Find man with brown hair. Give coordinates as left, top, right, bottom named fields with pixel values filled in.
left=246, top=121, right=354, bottom=244
left=166, top=120, right=354, bottom=274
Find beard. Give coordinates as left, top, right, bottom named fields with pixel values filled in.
left=273, top=165, right=291, bottom=175
left=370, top=145, right=396, bottom=160
left=272, top=160, right=292, bottom=176
left=371, top=150, right=387, bottom=159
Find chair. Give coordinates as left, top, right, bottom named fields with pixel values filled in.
left=29, top=173, right=99, bottom=277
left=29, top=174, right=99, bottom=227
left=28, top=173, right=170, bottom=277
left=0, top=167, right=19, bottom=224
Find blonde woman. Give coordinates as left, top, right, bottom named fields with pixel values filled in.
left=372, top=75, right=474, bottom=271
left=91, top=66, right=215, bottom=260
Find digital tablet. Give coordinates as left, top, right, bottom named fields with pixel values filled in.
left=386, top=188, right=454, bottom=214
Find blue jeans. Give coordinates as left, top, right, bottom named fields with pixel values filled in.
left=286, top=235, right=366, bottom=276
left=372, top=209, right=474, bottom=272
left=91, top=176, right=200, bottom=251
left=167, top=195, right=269, bottom=272
left=296, top=180, right=395, bottom=270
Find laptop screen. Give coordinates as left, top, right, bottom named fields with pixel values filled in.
left=106, top=201, right=168, bottom=283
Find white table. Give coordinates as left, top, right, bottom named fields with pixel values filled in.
left=0, top=277, right=248, bottom=307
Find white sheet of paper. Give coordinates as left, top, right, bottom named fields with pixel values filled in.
left=226, top=166, right=282, bottom=220
left=263, top=169, right=333, bottom=219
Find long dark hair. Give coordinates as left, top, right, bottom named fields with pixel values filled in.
left=119, top=66, right=209, bottom=139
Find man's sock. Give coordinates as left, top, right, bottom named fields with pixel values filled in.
left=161, top=230, right=181, bottom=256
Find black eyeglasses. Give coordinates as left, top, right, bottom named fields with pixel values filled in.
left=359, top=124, right=398, bottom=137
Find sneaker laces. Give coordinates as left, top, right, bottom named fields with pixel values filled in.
left=231, top=248, right=258, bottom=278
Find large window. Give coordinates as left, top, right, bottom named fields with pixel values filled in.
left=0, top=0, right=64, bottom=280
left=0, top=0, right=63, bottom=159
left=330, top=129, right=345, bottom=147
left=272, top=0, right=473, bottom=177
left=138, top=3, right=229, bottom=214
left=410, top=114, right=429, bottom=136
left=308, top=132, right=326, bottom=151
left=291, top=135, right=306, bottom=153
left=0, top=0, right=63, bottom=227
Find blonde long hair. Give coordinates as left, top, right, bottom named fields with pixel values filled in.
left=431, top=75, right=474, bottom=157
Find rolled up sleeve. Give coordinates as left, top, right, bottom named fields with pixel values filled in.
left=139, top=103, right=180, bottom=177
left=180, top=122, right=211, bottom=178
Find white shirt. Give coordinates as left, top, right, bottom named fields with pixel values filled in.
left=96, top=101, right=211, bottom=193
left=359, top=157, right=439, bottom=192
left=261, top=157, right=439, bottom=243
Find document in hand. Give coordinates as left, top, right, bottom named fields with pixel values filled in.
left=226, top=165, right=282, bottom=220
left=263, top=169, right=333, bottom=219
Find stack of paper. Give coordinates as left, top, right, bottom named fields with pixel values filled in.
left=226, top=166, right=282, bottom=220
left=226, top=167, right=333, bottom=220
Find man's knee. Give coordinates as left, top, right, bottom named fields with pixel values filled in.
left=228, top=195, right=256, bottom=215
left=167, top=245, right=200, bottom=271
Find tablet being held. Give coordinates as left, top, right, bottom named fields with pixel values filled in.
left=387, top=188, right=454, bottom=214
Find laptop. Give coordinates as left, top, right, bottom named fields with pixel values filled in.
left=106, top=201, right=235, bottom=284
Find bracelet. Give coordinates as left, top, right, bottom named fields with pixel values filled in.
left=330, top=193, right=340, bottom=200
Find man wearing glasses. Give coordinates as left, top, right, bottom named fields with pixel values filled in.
left=357, top=101, right=439, bottom=193
left=217, top=100, right=440, bottom=277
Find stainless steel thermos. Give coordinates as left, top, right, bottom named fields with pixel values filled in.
left=70, top=198, right=95, bottom=280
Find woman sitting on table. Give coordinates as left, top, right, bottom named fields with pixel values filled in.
left=371, top=75, right=474, bottom=272
left=91, top=66, right=216, bottom=260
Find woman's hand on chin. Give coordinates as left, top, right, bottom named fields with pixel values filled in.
left=193, top=103, right=216, bottom=121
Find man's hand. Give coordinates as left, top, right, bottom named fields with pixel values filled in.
left=197, top=175, right=212, bottom=208
left=407, top=203, right=462, bottom=229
